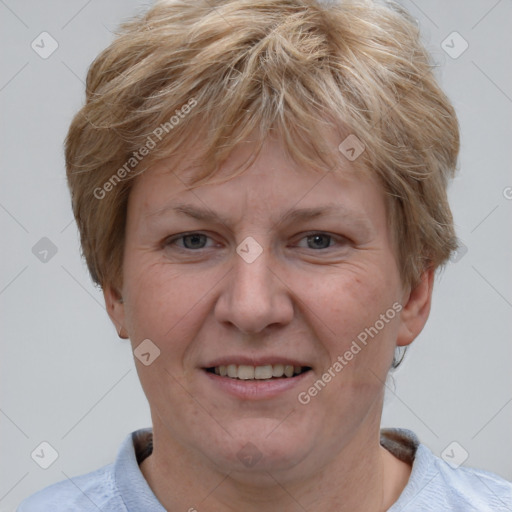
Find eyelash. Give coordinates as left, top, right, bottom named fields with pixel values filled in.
left=164, top=231, right=348, bottom=252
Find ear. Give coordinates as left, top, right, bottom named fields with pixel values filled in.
left=103, top=284, right=129, bottom=339
left=396, top=267, right=434, bottom=347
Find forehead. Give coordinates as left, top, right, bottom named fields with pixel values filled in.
left=135, top=129, right=375, bottom=196
left=127, top=136, right=387, bottom=240
left=137, top=132, right=369, bottom=190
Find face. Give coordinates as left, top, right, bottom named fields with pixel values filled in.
left=106, top=134, right=432, bottom=479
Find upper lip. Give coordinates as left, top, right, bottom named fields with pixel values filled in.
left=202, top=356, right=312, bottom=368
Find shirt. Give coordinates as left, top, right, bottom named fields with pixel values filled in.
left=17, top=427, right=512, bottom=511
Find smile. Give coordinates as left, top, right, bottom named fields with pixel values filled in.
left=206, top=364, right=311, bottom=380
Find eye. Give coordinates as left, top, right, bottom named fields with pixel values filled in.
left=296, top=232, right=346, bottom=250
left=165, top=232, right=214, bottom=251
left=164, top=231, right=348, bottom=252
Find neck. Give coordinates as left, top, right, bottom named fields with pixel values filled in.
left=140, top=409, right=411, bottom=511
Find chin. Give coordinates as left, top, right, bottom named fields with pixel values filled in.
left=205, top=419, right=312, bottom=475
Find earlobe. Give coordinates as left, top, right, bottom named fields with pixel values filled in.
left=396, top=268, right=435, bottom=347
left=103, top=285, right=129, bottom=339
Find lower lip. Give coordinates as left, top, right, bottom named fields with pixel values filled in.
left=202, top=369, right=312, bottom=400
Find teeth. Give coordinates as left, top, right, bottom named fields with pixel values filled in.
left=237, top=365, right=255, bottom=380
left=254, top=365, right=273, bottom=379
left=211, top=364, right=307, bottom=380
left=272, top=364, right=284, bottom=377
left=284, top=365, right=294, bottom=377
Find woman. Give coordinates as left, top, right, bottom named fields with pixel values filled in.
left=18, top=0, right=512, bottom=510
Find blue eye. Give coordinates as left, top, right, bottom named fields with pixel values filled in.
left=167, top=233, right=211, bottom=250
left=165, top=231, right=346, bottom=252
left=300, top=233, right=335, bottom=250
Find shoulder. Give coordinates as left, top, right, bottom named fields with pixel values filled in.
left=382, top=429, right=512, bottom=511
left=402, top=443, right=512, bottom=511
left=17, top=428, right=154, bottom=512
left=426, top=446, right=512, bottom=510
left=17, top=463, right=125, bottom=512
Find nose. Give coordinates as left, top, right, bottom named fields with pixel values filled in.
left=214, top=242, right=294, bottom=334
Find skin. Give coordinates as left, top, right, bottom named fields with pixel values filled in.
left=105, top=133, right=434, bottom=512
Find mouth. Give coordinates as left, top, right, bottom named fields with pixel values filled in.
left=204, top=364, right=312, bottom=380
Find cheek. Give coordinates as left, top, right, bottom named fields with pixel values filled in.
left=306, top=264, right=401, bottom=372
left=123, top=258, right=208, bottom=344
left=313, top=267, right=399, bottom=331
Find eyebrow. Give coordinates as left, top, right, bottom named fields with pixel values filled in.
left=146, top=202, right=372, bottom=232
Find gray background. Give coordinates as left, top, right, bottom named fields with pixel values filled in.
left=1, top=0, right=511, bottom=509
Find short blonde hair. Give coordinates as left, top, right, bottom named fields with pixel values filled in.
left=65, top=0, right=460, bottom=295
